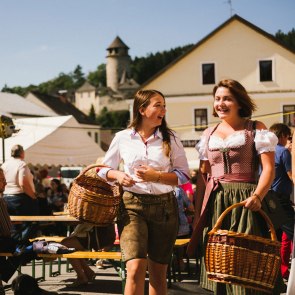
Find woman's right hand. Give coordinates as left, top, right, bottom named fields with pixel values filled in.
left=113, top=171, right=136, bottom=187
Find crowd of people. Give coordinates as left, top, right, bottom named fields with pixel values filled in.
left=0, top=145, right=70, bottom=241
left=0, top=79, right=294, bottom=295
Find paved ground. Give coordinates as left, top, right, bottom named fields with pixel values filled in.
left=3, top=259, right=288, bottom=294
left=3, top=259, right=213, bottom=295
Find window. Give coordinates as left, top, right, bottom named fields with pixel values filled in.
left=283, top=105, right=295, bottom=127
left=259, top=60, right=272, bottom=82
left=194, top=109, right=207, bottom=131
left=181, top=140, right=199, bottom=148
left=202, top=63, right=215, bottom=85
left=95, top=132, right=99, bottom=143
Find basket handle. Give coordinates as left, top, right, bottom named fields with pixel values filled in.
left=208, top=201, right=277, bottom=241
left=74, top=164, right=110, bottom=182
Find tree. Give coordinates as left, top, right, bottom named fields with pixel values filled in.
left=72, top=65, right=86, bottom=89
left=97, top=107, right=129, bottom=129
left=1, top=84, right=29, bottom=96
left=275, top=28, right=295, bottom=50
left=87, top=64, right=106, bottom=87
left=88, top=104, right=96, bottom=121
left=38, top=72, right=75, bottom=95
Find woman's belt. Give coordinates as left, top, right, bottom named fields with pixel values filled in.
left=124, top=191, right=174, bottom=202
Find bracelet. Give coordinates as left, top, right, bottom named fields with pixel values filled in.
left=156, top=171, right=162, bottom=183
left=253, top=193, right=262, bottom=203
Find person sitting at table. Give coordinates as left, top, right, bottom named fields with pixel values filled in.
left=2, top=144, right=39, bottom=242
left=46, top=178, right=68, bottom=236
left=46, top=178, right=67, bottom=213
left=61, top=223, right=116, bottom=287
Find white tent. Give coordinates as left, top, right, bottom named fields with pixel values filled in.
left=0, top=115, right=105, bottom=166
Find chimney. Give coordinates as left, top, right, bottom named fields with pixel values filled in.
left=57, top=90, right=68, bottom=103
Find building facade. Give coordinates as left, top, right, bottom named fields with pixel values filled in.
left=139, top=15, right=295, bottom=168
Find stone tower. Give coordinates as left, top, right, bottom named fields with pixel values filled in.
left=106, top=36, right=131, bottom=92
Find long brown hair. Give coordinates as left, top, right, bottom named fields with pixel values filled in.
left=128, top=89, right=174, bottom=157
left=212, top=79, right=257, bottom=118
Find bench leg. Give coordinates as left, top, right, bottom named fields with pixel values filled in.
left=42, top=260, right=46, bottom=281
left=167, top=261, right=172, bottom=288
left=120, top=260, right=126, bottom=294
left=58, top=258, right=61, bottom=275
left=32, top=259, right=35, bottom=278
left=49, top=260, right=53, bottom=277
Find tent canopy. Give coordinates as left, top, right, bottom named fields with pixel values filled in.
left=0, top=115, right=105, bottom=166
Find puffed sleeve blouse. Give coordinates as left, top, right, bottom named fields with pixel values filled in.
left=196, top=129, right=278, bottom=161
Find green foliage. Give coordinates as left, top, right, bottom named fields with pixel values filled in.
left=87, top=64, right=106, bottom=87
left=97, top=107, right=129, bottom=129
left=1, top=84, right=35, bottom=96
left=1, top=65, right=86, bottom=96
left=275, top=28, right=295, bottom=50
left=73, top=65, right=86, bottom=88
left=88, top=104, right=96, bottom=121
left=38, top=72, right=75, bottom=95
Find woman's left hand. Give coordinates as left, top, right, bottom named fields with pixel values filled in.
left=134, top=165, right=158, bottom=182
left=244, top=195, right=262, bottom=211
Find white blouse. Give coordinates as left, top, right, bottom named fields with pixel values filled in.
left=196, top=129, right=278, bottom=161
left=98, top=128, right=190, bottom=195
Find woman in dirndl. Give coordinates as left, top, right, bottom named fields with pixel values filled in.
left=188, top=79, right=286, bottom=294
left=97, top=89, right=190, bottom=295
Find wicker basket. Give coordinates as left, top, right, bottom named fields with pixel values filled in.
left=205, top=201, right=281, bottom=294
left=68, top=164, right=122, bottom=226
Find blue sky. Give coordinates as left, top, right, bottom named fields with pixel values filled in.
left=0, top=0, right=294, bottom=89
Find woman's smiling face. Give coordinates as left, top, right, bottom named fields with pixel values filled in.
left=213, top=87, right=241, bottom=120
left=140, top=94, right=166, bottom=127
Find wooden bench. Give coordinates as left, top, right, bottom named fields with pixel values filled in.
left=0, top=250, right=126, bottom=293
left=0, top=238, right=190, bottom=293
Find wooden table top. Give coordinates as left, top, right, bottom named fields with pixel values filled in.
left=174, top=238, right=190, bottom=247
left=10, top=215, right=78, bottom=222
left=53, top=211, right=69, bottom=216
left=38, top=251, right=122, bottom=260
